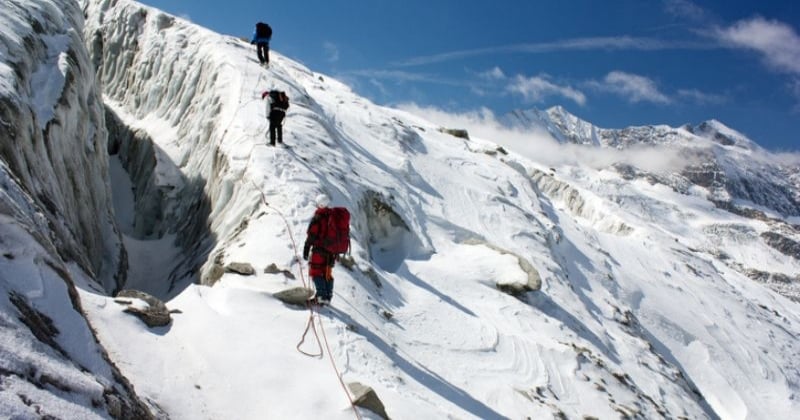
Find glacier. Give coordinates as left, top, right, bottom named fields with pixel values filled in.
left=0, top=0, right=798, bottom=419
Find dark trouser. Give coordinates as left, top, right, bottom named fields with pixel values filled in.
left=268, top=112, right=284, bottom=145
left=312, top=276, right=334, bottom=301
left=256, top=42, right=269, bottom=64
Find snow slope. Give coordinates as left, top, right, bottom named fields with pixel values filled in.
left=80, top=1, right=800, bottom=418
left=1, top=0, right=798, bottom=418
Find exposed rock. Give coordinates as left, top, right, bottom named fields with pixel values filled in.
left=362, top=190, right=428, bottom=271
left=363, top=267, right=383, bottom=289
left=497, top=282, right=535, bottom=298
left=203, top=262, right=225, bottom=285
left=264, top=263, right=296, bottom=279
left=761, top=232, right=800, bottom=261
left=348, top=382, right=390, bottom=420
left=712, top=200, right=773, bottom=223
left=9, top=292, right=66, bottom=357
left=225, top=262, right=255, bottom=275
left=338, top=255, right=356, bottom=270
left=273, top=287, right=314, bottom=306
left=364, top=191, right=410, bottom=233
left=439, top=128, right=469, bottom=140
left=115, top=290, right=172, bottom=328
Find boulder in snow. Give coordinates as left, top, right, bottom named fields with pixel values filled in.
left=225, top=262, right=255, bottom=275
left=264, top=263, right=296, bottom=279
left=115, top=290, right=172, bottom=328
left=273, top=287, right=314, bottom=306
left=348, top=382, right=390, bottom=420
left=439, top=127, right=470, bottom=140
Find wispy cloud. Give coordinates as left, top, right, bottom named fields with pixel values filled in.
left=677, top=88, right=727, bottom=105
left=478, top=67, right=506, bottom=81
left=663, top=0, right=706, bottom=22
left=507, top=75, right=586, bottom=106
left=588, top=71, right=672, bottom=104
left=393, top=36, right=715, bottom=67
left=323, top=41, right=339, bottom=63
left=714, top=17, right=800, bottom=75
left=346, top=69, right=466, bottom=87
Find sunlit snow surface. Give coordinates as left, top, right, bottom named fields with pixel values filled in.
left=1, top=0, right=798, bottom=419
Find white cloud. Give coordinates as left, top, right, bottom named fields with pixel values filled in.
left=368, top=78, right=389, bottom=97
left=323, top=41, right=339, bottom=63
left=677, top=88, right=727, bottom=105
left=396, top=104, right=697, bottom=174
left=507, top=75, right=586, bottom=106
left=590, top=71, right=672, bottom=104
left=479, top=67, right=506, bottom=80
left=773, top=151, right=800, bottom=165
left=393, top=36, right=714, bottom=67
left=715, top=17, right=800, bottom=75
left=663, top=0, right=706, bottom=21
left=347, top=69, right=464, bottom=87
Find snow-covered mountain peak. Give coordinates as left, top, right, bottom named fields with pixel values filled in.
left=686, top=118, right=760, bottom=150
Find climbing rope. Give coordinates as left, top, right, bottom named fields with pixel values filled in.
left=251, top=186, right=325, bottom=358
left=318, top=313, right=363, bottom=420
left=230, top=63, right=361, bottom=418
left=253, top=185, right=362, bottom=418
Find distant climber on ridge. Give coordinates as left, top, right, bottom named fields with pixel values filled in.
left=303, top=194, right=350, bottom=306
left=250, top=22, right=272, bottom=67
left=260, top=89, right=290, bottom=146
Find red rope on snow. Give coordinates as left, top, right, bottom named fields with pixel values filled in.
left=242, top=83, right=361, bottom=417
left=254, top=185, right=362, bottom=418
left=317, top=314, right=364, bottom=420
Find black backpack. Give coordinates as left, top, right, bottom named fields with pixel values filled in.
left=255, top=22, right=272, bottom=38
left=270, top=91, right=290, bottom=110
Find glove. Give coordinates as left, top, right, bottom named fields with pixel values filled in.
left=302, top=243, right=310, bottom=261
left=261, top=91, right=269, bottom=100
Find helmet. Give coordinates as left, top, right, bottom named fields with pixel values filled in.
left=315, top=193, right=331, bottom=208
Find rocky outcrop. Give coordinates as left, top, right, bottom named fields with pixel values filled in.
left=348, top=382, right=390, bottom=420
left=115, top=290, right=172, bottom=328
left=264, top=263, right=296, bottom=279
left=439, top=128, right=469, bottom=140
left=362, top=190, right=428, bottom=271
left=743, top=269, right=800, bottom=302
left=761, top=232, right=800, bottom=261
left=273, top=287, right=314, bottom=306
left=225, top=262, right=255, bottom=276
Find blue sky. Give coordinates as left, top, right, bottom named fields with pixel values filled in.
left=139, top=0, right=799, bottom=151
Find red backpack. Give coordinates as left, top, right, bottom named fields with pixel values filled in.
left=312, top=207, right=350, bottom=254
